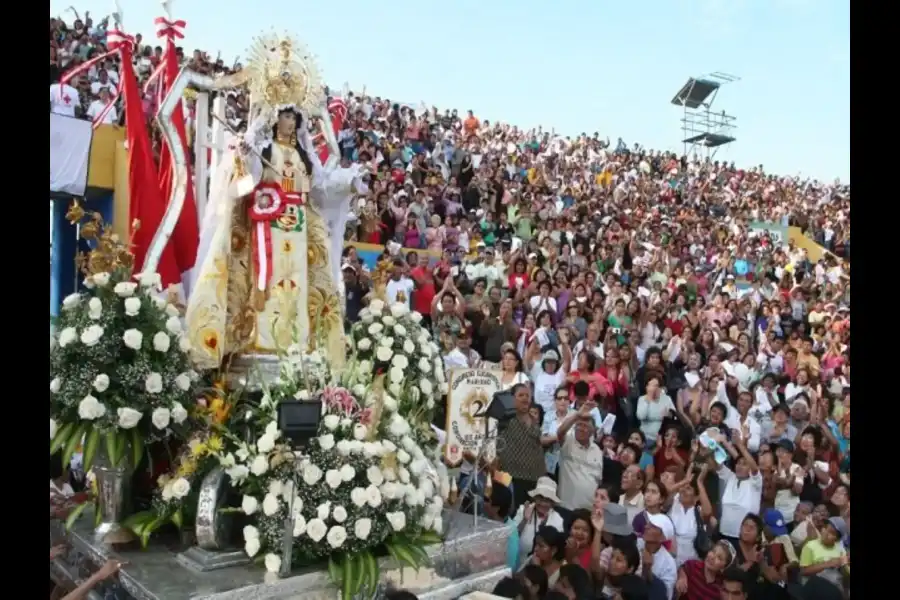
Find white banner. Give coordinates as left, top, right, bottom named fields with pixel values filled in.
left=50, top=113, right=93, bottom=197
left=444, top=368, right=502, bottom=466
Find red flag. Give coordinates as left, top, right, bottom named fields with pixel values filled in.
left=157, top=36, right=199, bottom=276
left=314, top=97, right=348, bottom=164
left=117, top=35, right=181, bottom=287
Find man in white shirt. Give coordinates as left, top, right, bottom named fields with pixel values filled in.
left=86, top=87, right=118, bottom=125
left=50, top=79, right=81, bottom=117
left=716, top=433, right=763, bottom=543
left=555, top=405, right=604, bottom=511
left=90, top=69, right=116, bottom=98
left=385, top=258, right=415, bottom=309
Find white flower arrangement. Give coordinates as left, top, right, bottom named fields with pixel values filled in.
left=348, top=299, right=448, bottom=429
left=50, top=269, right=198, bottom=472
left=212, top=349, right=444, bottom=596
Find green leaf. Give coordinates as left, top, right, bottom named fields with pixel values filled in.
left=114, top=430, right=128, bottom=468
left=50, top=422, right=74, bottom=454
left=171, top=508, right=183, bottom=529
left=342, top=554, right=356, bottom=600
left=94, top=501, right=103, bottom=527
left=131, top=429, right=145, bottom=470
left=82, top=426, right=100, bottom=472
left=406, top=542, right=431, bottom=567
left=105, top=431, right=118, bottom=467
left=64, top=502, right=89, bottom=531
left=362, top=551, right=379, bottom=599
left=327, top=555, right=343, bottom=588
left=62, top=423, right=86, bottom=470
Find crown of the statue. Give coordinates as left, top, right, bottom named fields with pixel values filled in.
left=243, top=31, right=324, bottom=118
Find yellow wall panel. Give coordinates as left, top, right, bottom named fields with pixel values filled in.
left=86, top=124, right=124, bottom=190
left=112, top=141, right=131, bottom=240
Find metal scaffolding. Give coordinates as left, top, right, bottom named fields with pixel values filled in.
left=670, top=72, right=739, bottom=159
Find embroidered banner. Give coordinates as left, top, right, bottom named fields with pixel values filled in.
left=444, top=368, right=502, bottom=466
left=50, top=114, right=94, bottom=197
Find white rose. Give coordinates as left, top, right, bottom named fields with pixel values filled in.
left=161, top=482, right=175, bottom=501
left=317, top=502, right=331, bottom=520
left=124, top=297, right=141, bottom=317
left=116, top=407, right=142, bottom=429
left=398, top=468, right=410, bottom=484
left=92, top=272, right=110, bottom=287
left=264, top=553, right=282, bottom=574
left=80, top=325, right=104, bottom=347
left=50, top=377, right=62, bottom=394
left=244, top=538, right=260, bottom=558
left=366, top=465, right=385, bottom=486
left=293, top=514, right=307, bottom=537
left=439, top=382, right=449, bottom=394
left=383, top=316, right=396, bottom=327
left=352, top=384, right=366, bottom=398
left=226, top=465, right=249, bottom=484
left=382, top=440, right=397, bottom=453
left=92, top=374, right=110, bottom=393
left=336, top=440, right=352, bottom=456
left=88, top=297, right=103, bottom=320
left=369, top=299, right=385, bottom=313
left=153, top=332, right=171, bottom=353
left=165, top=304, right=180, bottom=317
left=367, top=323, right=384, bottom=336
left=389, top=367, right=404, bottom=384
left=171, top=477, right=190, bottom=498
left=366, top=485, right=383, bottom=508
left=241, top=495, right=259, bottom=515
left=59, top=327, right=77, bottom=348
left=384, top=395, right=398, bottom=412
left=243, top=524, right=260, bottom=541
left=145, top=372, right=163, bottom=394
left=418, top=357, right=431, bottom=373
left=391, top=354, right=409, bottom=370
left=257, top=433, right=276, bottom=454
left=394, top=324, right=407, bottom=337
left=354, top=518, right=372, bottom=540
left=294, top=390, right=310, bottom=400
left=165, top=316, right=182, bottom=334
left=388, top=383, right=402, bottom=397
left=151, top=407, right=171, bottom=430
left=306, top=518, right=327, bottom=542
left=77, top=395, right=106, bottom=420
left=358, top=360, right=372, bottom=373
left=50, top=418, right=58, bottom=440
left=409, top=459, right=427, bottom=477
left=325, top=469, right=343, bottom=490
left=114, top=281, right=138, bottom=297
left=170, top=402, right=188, bottom=424
left=123, top=329, right=143, bottom=350
left=386, top=511, right=407, bottom=532
left=136, top=271, right=162, bottom=289
left=436, top=364, right=446, bottom=383
left=375, top=346, right=393, bottom=362
left=397, top=449, right=411, bottom=465
left=302, top=464, right=323, bottom=485
left=381, top=481, right=400, bottom=500
left=173, top=373, right=191, bottom=392
left=332, top=504, right=350, bottom=524
left=262, top=493, right=280, bottom=517
left=326, top=525, right=347, bottom=549
left=357, top=338, right=372, bottom=351
left=353, top=424, right=368, bottom=441
left=62, top=293, right=81, bottom=310
left=403, top=339, right=415, bottom=354
left=339, top=464, right=356, bottom=482
left=323, top=414, right=340, bottom=431
left=420, top=379, right=434, bottom=396
left=318, top=434, right=335, bottom=451
left=250, top=454, right=269, bottom=476
left=410, top=311, right=423, bottom=323
left=361, top=311, right=374, bottom=324
left=390, top=303, right=408, bottom=318
left=178, top=336, right=191, bottom=352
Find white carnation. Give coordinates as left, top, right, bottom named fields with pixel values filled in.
left=366, top=485, right=383, bottom=508
left=325, top=469, right=343, bottom=489
left=262, top=493, right=280, bottom=517
left=92, top=272, right=110, bottom=287
left=87, top=297, right=103, bottom=320
left=389, top=383, right=402, bottom=397
left=368, top=323, right=384, bottom=336
left=367, top=465, right=385, bottom=486
left=390, top=303, right=409, bottom=318
left=403, top=339, right=415, bottom=354
left=123, top=329, right=143, bottom=350
left=116, top=407, right=142, bottom=429
left=339, top=464, right=356, bottom=482
left=389, top=367, right=404, bottom=384
left=165, top=304, right=180, bottom=317
left=151, top=407, right=171, bottom=430
left=323, top=414, right=340, bottom=431
left=171, top=402, right=188, bottom=424
left=420, top=379, right=434, bottom=396
left=353, top=423, right=368, bottom=441
left=136, top=271, right=162, bottom=289
left=358, top=360, right=372, bottom=373
left=178, top=336, right=191, bottom=352
left=350, top=487, right=368, bottom=508
left=386, top=511, right=407, bottom=532
left=369, top=299, right=385, bottom=313
left=418, top=357, right=431, bottom=373
left=318, top=434, right=335, bottom=451
left=336, top=440, right=352, bottom=456
left=171, top=477, right=190, bottom=498
left=62, top=293, right=81, bottom=310
left=394, top=324, right=407, bottom=337
left=357, top=338, right=372, bottom=351
left=244, top=537, right=260, bottom=558
left=410, top=312, right=423, bottom=323
left=391, top=354, right=409, bottom=370
left=50, top=377, right=62, bottom=394
left=92, top=374, right=110, bottom=393
left=243, top=524, right=260, bottom=540
left=59, top=327, right=77, bottom=348
left=264, top=553, right=281, bottom=574
left=302, top=463, right=323, bottom=485
left=165, top=315, right=182, bottom=334
left=317, top=502, right=331, bottom=520
left=384, top=395, right=398, bottom=412
left=376, top=346, right=393, bottom=362
left=383, top=316, right=396, bottom=327
left=293, top=515, right=307, bottom=537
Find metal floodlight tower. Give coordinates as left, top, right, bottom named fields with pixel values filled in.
left=670, top=72, right=740, bottom=160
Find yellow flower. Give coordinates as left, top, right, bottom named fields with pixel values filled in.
left=178, top=458, right=198, bottom=478
left=190, top=442, right=208, bottom=458
left=207, top=435, right=224, bottom=454
left=157, top=474, right=171, bottom=489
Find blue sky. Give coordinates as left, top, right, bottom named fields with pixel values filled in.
left=53, top=0, right=849, bottom=181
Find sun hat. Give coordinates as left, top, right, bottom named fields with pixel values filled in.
left=527, top=476, right=560, bottom=504
left=602, top=504, right=634, bottom=536
left=646, top=513, right=675, bottom=541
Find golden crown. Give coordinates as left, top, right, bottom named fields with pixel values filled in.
left=243, top=31, right=324, bottom=116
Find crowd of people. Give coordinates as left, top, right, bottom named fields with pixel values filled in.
left=51, top=10, right=850, bottom=600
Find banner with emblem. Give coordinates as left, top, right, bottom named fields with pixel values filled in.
left=444, top=368, right=502, bottom=466
left=50, top=113, right=94, bottom=197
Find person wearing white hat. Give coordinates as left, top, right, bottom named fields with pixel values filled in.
left=637, top=513, right=678, bottom=600
left=513, top=476, right=565, bottom=566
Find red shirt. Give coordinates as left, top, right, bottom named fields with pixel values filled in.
left=664, top=318, right=684, bottom=337
left=653, top=447, right=689, bottom=476
left=507, top=272, right=530, bottom=291
left=681, top=558, right=722, bottom=600
left=410, top=266, right=435, bottom=316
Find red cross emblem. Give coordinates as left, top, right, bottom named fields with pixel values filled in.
left=62, top=94, right=72, bottom=105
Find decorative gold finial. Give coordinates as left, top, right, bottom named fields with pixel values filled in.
left=74, top=210, right=137, bottom=278
left=66, top=200, right=85, bottom=225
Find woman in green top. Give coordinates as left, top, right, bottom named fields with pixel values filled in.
left=607, top=298, right=632, bottom=346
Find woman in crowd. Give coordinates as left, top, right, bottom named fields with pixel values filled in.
left=635, top=375, right=675, bottom=448
left=514, top=477, right=566, bottom=566
left=497, top=384, right=547, bottom=508
left=668, top=464, right=715, bottom=567
left=523, top=525, right=567, bottom=587
left=675, top=540, right=736, bottom=599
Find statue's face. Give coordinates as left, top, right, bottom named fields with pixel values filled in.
left=277, top=111, right=297, bottom=136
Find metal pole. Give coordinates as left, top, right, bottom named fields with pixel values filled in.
left=194, top=92, right=210, bottom=227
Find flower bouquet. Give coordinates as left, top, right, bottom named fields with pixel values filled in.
left=213, top=347, right=445, bottom=599
left=49, top=210, right=200, bottom=533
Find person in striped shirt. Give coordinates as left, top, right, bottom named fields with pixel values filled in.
left=675, top=540, right=735, bottom=599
